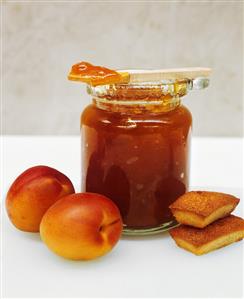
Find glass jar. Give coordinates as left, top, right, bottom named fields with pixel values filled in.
left=81, top=78, right=208, bottom=235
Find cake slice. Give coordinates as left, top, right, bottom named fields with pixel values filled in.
left=169, top=191, right=239, bottom=228
left=169, top=215, right=244, bottom=255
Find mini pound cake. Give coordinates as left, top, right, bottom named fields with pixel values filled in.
left=169, top=215, right=244, bottom=255
left=169, top=191, right=239, bottom=228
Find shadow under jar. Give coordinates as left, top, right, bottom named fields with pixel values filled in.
left=81, top=81, right=192, bottom=235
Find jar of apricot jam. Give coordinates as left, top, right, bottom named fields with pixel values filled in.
left=80, top=75, right=209, bottom=235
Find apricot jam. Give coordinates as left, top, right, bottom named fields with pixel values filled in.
left=81, top=82, right=192, bottom=235
left=68, top=61, right=129, bottom=86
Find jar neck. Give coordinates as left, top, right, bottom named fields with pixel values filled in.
left=92, top=94, right=181, bottom=113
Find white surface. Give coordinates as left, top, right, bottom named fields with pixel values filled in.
left=2, top=136, right=244, bottom=298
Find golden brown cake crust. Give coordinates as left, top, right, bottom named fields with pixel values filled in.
left=169, top=215, right=244, bottom=247
left=169, top=191, right=239, bottom=217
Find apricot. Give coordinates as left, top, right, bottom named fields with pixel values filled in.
left=40, top=193, right=123, bottom=260
left=6, top=165, right=75, bottom=232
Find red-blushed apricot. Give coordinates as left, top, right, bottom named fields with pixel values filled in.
left=40, top=193, right=123, bottom=260
left=6, top=165, right=75, bottom=232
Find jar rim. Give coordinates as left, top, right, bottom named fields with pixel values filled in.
left=87, top=77, right=209, bottom=99
left=87, top=80, right=189, bottom=100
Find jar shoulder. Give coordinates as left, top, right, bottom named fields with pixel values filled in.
left=81, top=104, right=192, bottom=128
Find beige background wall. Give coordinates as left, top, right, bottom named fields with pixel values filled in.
left=3, top=1, right=243, bottom=136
